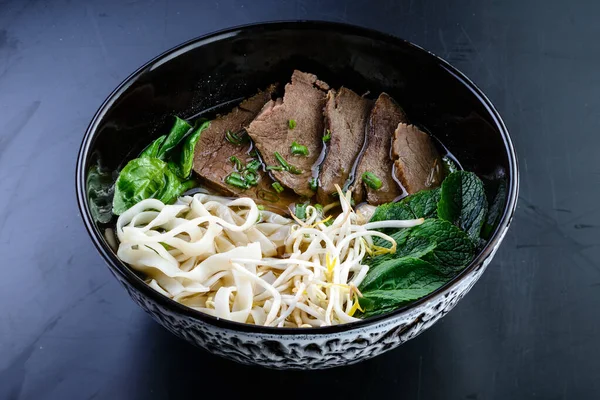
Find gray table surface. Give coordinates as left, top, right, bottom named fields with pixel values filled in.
left=1, top=0, right=598, bottom=399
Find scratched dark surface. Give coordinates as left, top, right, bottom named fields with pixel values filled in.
left=1, top=0, right=598, bottom=399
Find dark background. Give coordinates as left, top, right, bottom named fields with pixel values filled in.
left=1, top=0, right=598, bottom=399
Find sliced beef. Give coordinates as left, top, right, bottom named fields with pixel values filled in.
left=392, top=123, right=443, bottom=193
left=351, top=93, right=409, bottom=205
left=246, top=70, right=329, bottom=198
left=192, top=85, right=298, bottom=212
left=316, top=87, right=372, bottom=204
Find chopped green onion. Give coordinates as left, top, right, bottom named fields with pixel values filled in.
left=249, top=149, right=258, bottom=157
left=225, top=129, right=249, bottom=145
left=272, top=182, right=284, bottom=193
left=362, top=171, right=383, bottom=190
left=243, top=170, right=259, bottom=186
left=291, top=141, right=309, bottom=156
left=323, top=218, right=334, bottom=227
left=314, top=204, right=324, bottom=213
left=266, top=165, right=285, bottom=171
left=274, top=151, right=302, bottom=174
left=225, top=174, right=249, bottom=189
left=295, top=203, right=308, bottom=220
left=257, top=205, right=265, bottom=211
left=229, top=155, right=243, bottom=170
left=309, top=177, right=318, bottom=191
left=258, top=189, right=280, bottom=203
left=246, top=159, right=261, bottom=172
left=323, top=129, right=331, bottom=142
left=288, top=119, right=297, bottom=129
left=229, top=171, right=243, bottom=180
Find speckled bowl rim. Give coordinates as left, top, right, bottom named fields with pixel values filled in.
left=76, top=20, right=519, bottom=335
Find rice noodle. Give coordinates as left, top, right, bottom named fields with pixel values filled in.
left=116, top=189, right=423, bottom=327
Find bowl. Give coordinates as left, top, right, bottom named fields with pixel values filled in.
left=76, top=21, right=518, bottom=369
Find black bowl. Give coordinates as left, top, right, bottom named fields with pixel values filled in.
left=76, top=21, right=518, bottom=369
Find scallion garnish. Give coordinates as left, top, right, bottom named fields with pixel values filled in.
left=229, top=155, right=243, bottom=170
left=225, top=174, right=249, bottom=189
left=225, top=129, right=249, bottom=145
left=362, top=171, right=383, bottom=190
left=314, top=204, right=324, bottom=213
left=258, top=189, right=279, bottom=203
left=246, top=159, right=261, bottom=172
left=266, top=165, right=285, bottom=171
left=272, top=182, right=284, bottom=193
left=323, top=129, right=331, bottom=142
left=295, top=203, right=308, bottom=220
left=257, top=205, right=265, bottom=211
left=229, top=171, right=243, bottom=180
left=274, top=151, right=302, bottom=174
left=291, top=141, right=309, bottom=156
left=309, top=177, right=318, bottom=191
left=243, top=170, right=259, bottom=186
left=288, top=119, right=297, bottom=129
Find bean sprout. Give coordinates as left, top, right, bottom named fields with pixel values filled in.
left=116, top=187, right=423, bottom=327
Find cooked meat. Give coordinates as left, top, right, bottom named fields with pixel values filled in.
left=192, top=85, right=298, bottom=212
left=247, top=70, right=329, bottom=198
left=392, top=123, right=443, bottom=193
left=316, top=87, right=372, bottom=204
left=351, top=93, right=408, bottom=205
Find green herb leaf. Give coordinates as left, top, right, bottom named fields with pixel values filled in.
left=291, top=141, right=309, bottom=156
left=371, top=219, right=475, bottom=277
left=157, top=116, right=192, bottom=158
left=359, top=282, right=446, bottom=317
left=139, top=135, right=167, bottom=159
left=288, top=119, right=297, bottom=129
left=309, top=177, right=318, bottom=192
left=362, top=171, right=383, bottom=190
left=178, top=120, right=209, bottom=178
left=369, top=188, right=440, bottom=233
left=112, top=157, right=185, bottom=215
left=437, top=171, right=488, bottom=240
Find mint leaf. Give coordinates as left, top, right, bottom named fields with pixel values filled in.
left=360, top=257, right=441, bottom=292
left=371, top=219, right=475, bottom=277
left=369, top=188, right=440, bottom=233
left=437, top=171, right=488, bottom=240
left=358, top=263, right=447, bottom=316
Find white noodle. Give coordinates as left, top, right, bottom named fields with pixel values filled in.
left=115, top=189, right=423, bottom=327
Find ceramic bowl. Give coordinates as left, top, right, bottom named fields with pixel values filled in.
left=76, top=21, right=518, bottom=370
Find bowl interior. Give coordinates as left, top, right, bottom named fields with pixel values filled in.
left=78, top=21, right=517, bottom=332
